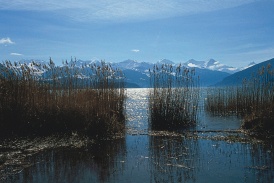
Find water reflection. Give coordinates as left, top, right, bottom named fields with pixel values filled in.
left=125, top=88, right=149, bottom=133
left=148, top=135, right=274, bottom=183
left=10, top=138, right=126, bottom=183
left=248, top=142, right=274, bottom=182
left=149, top=135, right=199, bottom=183
left=197, top=112, right=241, bottom=131
left=3, top=88, right=274, bottom=182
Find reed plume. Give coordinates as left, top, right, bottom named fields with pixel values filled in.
left=0, top=59, right=125, bottom=138
left=205, top=64, right=274, bottom=136
left=148, top=64, right=200, bottom=131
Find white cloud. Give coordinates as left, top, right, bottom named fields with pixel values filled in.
left=10, top=52, right=23, bottom=56
left=0, top=0, right=256, bottom=22
left=131, top=49, right=140, bottom=53
left=0, top=37, right=15, bottom=44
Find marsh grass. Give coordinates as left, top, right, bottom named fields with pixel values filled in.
left=148, top=64, right=199, bottom=131
left=0, top=59, right=125, bottom=138
left=205, top=64, right=274, bottom=135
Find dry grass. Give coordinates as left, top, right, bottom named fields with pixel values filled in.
left=148, top=64, right=200, bottom=131
left=205, top=64, right=274, bottom=135
left=0, top=59, right=125, bottom=138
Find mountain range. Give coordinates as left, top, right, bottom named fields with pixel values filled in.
left=0, top=58, right=264, bottom=87
left=109, top=58, right=255, bottom=87
left=215, top=58, right=274, bottom=86
left=111, top=58, right=254, bottom=74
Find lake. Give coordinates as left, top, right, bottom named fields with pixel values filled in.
left=3, top=88, right=274, bottom=183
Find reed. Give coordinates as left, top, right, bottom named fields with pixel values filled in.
left=205, top=64, right=274, bottom=135
left=148, top=64, right=200, bottom=131
left=0, top=59, right=125, bottom=138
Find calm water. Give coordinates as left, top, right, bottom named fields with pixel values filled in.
left=6, top=88, right=274, bottom=183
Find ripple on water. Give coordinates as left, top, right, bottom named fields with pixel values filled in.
left=125, top=88, right=150, bottom=133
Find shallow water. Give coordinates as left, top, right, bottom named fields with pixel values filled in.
left=4, top=88, right=274, bottom=183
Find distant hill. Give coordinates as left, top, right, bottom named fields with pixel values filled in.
left=215, top=58, right=274, bottom=86
left=112, top=59, right=231, bottom=87
left=122, top=69, right=150, bottom=88
left=183, top=58, right=241, bottom=74
left=5, top=58, right=264, bottom=87
left=194, top=68, right=230, bottom=86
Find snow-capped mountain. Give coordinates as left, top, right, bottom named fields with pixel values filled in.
left=157, top=59, right=175, bottom=65
left=111, top=59, right=153, bottom=72
left=184, top=59, right=205, bottom=68
left=183, top=59, right=240, bottom=74
left=12, top=59, right=49, bottom=76
left=1, top=58, right=259, bottom=87
left=242, top=62, right=256, bottom=70
left=110, top=59, right=231, bottom=87
left=13, top=58, right=246, bottom=74
left=215, top=58, right=273, bottom=86
left=70, top=59, right=100, bottom=67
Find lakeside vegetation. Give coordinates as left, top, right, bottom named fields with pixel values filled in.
left=1, top=57, right=274, bottom=138
left=0, top=59, right=125, bottom=138
left=205, top=64, right=274, bottom=137
left=148, top=64, right=200, bottom=131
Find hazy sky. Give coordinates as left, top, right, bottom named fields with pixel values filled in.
left=0, top=0, right=274, bottom=67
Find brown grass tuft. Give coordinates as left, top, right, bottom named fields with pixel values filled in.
left=0, top=59, right=126, bottom=138
left=148, top=64, right=200, bottom=131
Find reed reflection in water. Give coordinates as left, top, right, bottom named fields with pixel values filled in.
left=149, top=135, right=199, bottom=183
left=9, top=138, right=126, bottom=183
left=149, top=135, right=274, bottom=183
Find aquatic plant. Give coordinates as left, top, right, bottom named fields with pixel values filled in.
left=148, top=64, right=200, bottom=131
left=205, top=64, right=274, bottom=136
left=0, top=59, right=125, bottom=138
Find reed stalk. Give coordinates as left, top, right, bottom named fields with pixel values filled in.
left=0, top=59, right=125, bottom=138
left=148, top=64, right=200, bottom=131
left=205, top=64, right=274, bottom=136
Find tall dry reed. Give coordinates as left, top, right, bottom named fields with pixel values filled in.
left=148, top=64, right=200, bottom=131
left=0, top=59, right=125, bottom=138
left=205, top=64, right=274, bottom=135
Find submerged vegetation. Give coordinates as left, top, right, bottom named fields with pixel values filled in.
left=148, top=64, right=200, bottom=131
left=205, top=64, right=274, bottom=137
left=0, top=59, right=125, bottom=138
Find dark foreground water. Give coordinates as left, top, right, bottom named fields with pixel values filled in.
left=2, top=88, right=274, bottom=183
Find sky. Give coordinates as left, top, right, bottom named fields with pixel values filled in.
left=0, top=0, right=274, bottom=67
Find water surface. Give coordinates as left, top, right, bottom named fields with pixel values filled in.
left=4, top=88, right=274, bottom=183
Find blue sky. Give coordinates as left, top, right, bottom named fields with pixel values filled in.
left=0, top=0, right=274, bottom=67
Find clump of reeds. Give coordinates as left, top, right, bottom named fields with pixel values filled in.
left=148, top=64, right=200, bottom=131
left=0, top=59, right=125, bottom=138
left=205, top=86, right=241, bottom=116
left=205, top=64, right=274, bottom=136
